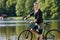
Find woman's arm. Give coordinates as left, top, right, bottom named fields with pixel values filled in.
left=26, top=11, right=34, bottom=19
left=26, top=15, right=30, bottom=19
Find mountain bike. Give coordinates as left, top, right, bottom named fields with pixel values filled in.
left=18, top=20, right=60, bottom=40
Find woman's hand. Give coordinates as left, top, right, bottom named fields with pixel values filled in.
left=34, top=19, right=37, bottom=23
left=29, top=21, right=34, bottom=24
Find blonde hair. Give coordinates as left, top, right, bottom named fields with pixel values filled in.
left=34, top=2, right=38, bottom=5
left=34, top=2, right=39, bottom=9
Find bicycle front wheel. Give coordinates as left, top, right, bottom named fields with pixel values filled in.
left=18, top=30, right=33, bottom=40
left=45, top=29, right=60, bottom=40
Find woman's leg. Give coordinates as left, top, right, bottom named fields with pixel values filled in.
left=38, top=22, right=44, bottom=40
left=38, top=29, right=43, bottom=40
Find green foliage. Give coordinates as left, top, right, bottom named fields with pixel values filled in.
left=0, top=0, right=60, bottom=19
left=0, top=0, right=6, bottom=15
left=0, top=0, right=17, bottom=16
left=25, top=0, right=35, bottom=14
left=37, top=0, right=60, bottom=20
left=0, top=0, right=4, bottom=8
left=6, top=0, right=16, bottom=8
left=6, top=0, right=17, bottom=16
left=16, top=0, right=35, bottom=17
left=16, top=0, right=26, bottom=16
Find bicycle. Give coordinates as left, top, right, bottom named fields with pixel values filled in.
left=18, top=20, right=60, bottom=40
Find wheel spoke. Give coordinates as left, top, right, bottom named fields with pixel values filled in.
left=18, top=30, right=33, bottom=40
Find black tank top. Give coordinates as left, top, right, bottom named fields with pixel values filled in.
left=30, top=9, right=43, bottom=24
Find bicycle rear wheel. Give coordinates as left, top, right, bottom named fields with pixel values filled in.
left=18, top=30, right=33, bottom=40
left=45, top=29, right=60, bottom=40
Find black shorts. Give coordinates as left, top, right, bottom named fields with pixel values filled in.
left=38, top=29, right=43, bottom=34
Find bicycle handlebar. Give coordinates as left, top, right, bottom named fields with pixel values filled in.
left=23, top=19, right=39, bottom=26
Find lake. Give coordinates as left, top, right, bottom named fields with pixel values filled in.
left=0, top=20, right=60, bottom=40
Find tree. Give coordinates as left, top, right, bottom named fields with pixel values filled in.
left=6, top=0, right=17, bottom=16
left=0, top=0, right=5, bottom=8
left=16, top=0, right=35, bottom=17
left=25, top=0, right=35, bottom=16
left=0, top=0, right=7, bottom=16
left=16, top=0, right=26, bottom=16
left=37, top=0, right=60, bottom=20
left=56, top=0, right=60, bottom=19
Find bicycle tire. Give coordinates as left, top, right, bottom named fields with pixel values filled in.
left=45, top=29, right=60, bottom=40
left=18, top=30, right=33, bottom=40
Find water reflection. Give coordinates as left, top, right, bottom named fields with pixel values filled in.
left=0, top=20, right=60, bottom=40
left=0, top=27, right=17, bottom=40
left=0, top=34, right=6, bottom=40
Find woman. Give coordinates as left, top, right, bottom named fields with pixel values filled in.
left=24, top=2, right=44, bottom=40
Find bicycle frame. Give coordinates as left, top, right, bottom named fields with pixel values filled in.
left=43, top=27, right=55, bottom=39
left=27, top=23, right=55, bottom=39
left=24, top=20, right=55, bottom=39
